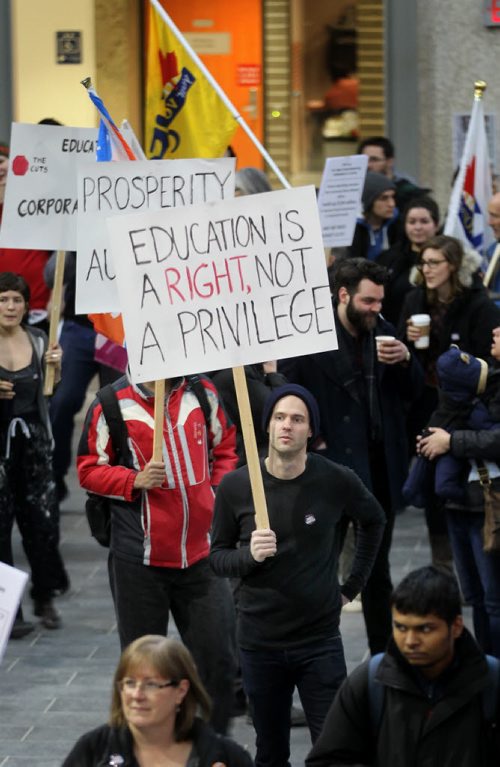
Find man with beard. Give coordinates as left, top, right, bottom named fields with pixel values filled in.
left=280, top=259, right=423, bottom=654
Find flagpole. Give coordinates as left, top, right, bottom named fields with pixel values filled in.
left=149, top=0, right=290, bottom=190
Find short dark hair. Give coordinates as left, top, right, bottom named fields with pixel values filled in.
left=331, top=258, right=388, bottom=298
left=357, top=136, right=395, bottom=159
left=402, top=195, right=440, bottom=227
left=0, top=272, right=30, bottom=303
left=391, top=566, right=461, bottom=625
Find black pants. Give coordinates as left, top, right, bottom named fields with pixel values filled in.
left=0, top=421, right=68, bottom=601
left=109, top=553, right=236, bottom=734
left=361, top=448, right=395, bottom=655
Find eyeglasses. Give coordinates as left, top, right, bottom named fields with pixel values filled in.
left=118, top=678, right=178, bottom=694
left=417, top=258, right=447, bottom=271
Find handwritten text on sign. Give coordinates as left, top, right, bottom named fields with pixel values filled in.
left=76, top=158, right=235, bottom=314
left=318, top=154, right=368, bottom=248
left=0, top=123, right=97, bottom=250
left=106, top=186, right=337, bottom=382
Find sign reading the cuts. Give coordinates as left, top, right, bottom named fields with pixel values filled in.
left=106, top=185, right=336, bottom=383
left=317, top=154, right=368, bottom=247
left=76, top=157, right=235, bottom=313
left=0, top=122, right=97, bottom=250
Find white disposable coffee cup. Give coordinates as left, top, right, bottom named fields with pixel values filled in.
left=375, top=335, right=395, bottom=360
left=411, top=313, right=431, bottom=349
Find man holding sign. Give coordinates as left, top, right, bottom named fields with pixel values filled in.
left=77, top=372, right=238, bottom=734
left=210, top=383, right=385, bottom=767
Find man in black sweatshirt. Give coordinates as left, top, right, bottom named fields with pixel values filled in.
left=210, top=383, right=385, bottom=767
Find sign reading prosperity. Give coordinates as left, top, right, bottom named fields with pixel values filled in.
left=106, top=185, right=337, bottom=383
left=76, top=157, right=235, bottom=314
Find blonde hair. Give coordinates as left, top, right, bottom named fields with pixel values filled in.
left=110, top=636, right=212, bottom=739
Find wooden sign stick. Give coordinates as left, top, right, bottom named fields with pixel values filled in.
left=153, top=378, right=166, bottom=462
left=43, top=250, right=65, bottom=396
left=232, top=365, right=270, bottom=529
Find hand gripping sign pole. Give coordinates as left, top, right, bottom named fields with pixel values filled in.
left=43, top=251, right=65, bottom=396
left=148, top=0, right=290, bottom=190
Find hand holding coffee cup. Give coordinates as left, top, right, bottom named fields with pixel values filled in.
left=375, top=335, right=396, bottom=363
left=408, top=313, right=431, bottom=349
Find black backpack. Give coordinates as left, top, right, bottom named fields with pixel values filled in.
left=85, top=377, right=212, bottom=547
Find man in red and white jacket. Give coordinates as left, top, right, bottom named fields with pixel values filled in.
left=78, top=372, right=237, bottom=733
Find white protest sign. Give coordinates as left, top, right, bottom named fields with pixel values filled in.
left=0, top=562, right=28, bottom=662
left=106, top=185, right=337, bottom=383
left=0, top=123, right=97, bottom=250
left=76, top=157, right=236, bottom=314
left=318, top=154, right=368, bottom=247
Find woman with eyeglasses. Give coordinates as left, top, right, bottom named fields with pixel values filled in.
left=377, top=196, right=440, bottom=325
left=62, top=635, right=253, bottom=767
left=398, top=234, right=500, bottom=570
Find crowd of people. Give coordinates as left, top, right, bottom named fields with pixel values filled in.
left=1, top=133, right=500, bottom=765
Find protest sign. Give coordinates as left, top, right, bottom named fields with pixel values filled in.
left=0, top=123, right=97, bottom=250
left=317, top=154, right=368, bottom=247
left=106, top=185, right=336, bottom=383
left=0, top=563, right=28, bottom=662
left=76, top=157, right=236, bottom=313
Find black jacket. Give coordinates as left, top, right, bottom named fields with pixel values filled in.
left=377, top=239, right=419, bottom=326
left=306, top=629, right=500, bottom=767
left=62, top=717, right=254, bottom=767
left=280, top=311, right=423, bottom=510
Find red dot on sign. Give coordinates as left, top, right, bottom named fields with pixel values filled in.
left=12, top=155, right=29, bottom=176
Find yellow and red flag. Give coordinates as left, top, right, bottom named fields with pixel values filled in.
left=145, top=1, right=237, bottom=160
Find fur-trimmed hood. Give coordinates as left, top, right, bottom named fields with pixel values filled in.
left=409, top=247, right=483, bottom=288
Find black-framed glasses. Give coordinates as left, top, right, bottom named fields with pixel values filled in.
left=118, top=678, right=179, bottom=694
left=417, top=258, right=447, bottom=272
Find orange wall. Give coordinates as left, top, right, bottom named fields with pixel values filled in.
left=155, top=0, right=264, bottom=168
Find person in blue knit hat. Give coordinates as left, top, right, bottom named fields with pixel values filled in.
left=210, top=383, right=385, bottom=767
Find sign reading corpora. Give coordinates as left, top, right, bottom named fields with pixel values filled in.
left=76, top=157, right=236, bottom=314
left=106, top=185, right=337, bottom=383
left=0, top=123, right=97, bottom=250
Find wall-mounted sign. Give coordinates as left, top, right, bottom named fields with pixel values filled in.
left=56, top=31, right=82, bottom=64
left=183, top=32, right=231, bottom=55
left=484, top=1, right=500, bottom=26
left=237, top=64, right=261, bottom=87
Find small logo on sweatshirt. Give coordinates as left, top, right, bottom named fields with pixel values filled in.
left=304, top=514, right=316, bottom=525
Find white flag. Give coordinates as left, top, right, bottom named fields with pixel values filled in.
left=444, top=94, right=493, bottom=257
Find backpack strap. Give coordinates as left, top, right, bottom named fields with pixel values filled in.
left=96, top=384, right=133, bottom=467
left=368, top=653, right=385, bottom=738
left=483, top=654, right=500, bottom=723
left=186, top=374, right=212, bottom=431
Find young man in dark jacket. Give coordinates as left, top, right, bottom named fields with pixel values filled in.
left=306, top=566, right=500, bottom=767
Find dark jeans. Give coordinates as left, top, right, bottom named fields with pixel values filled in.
left=240, top=635, right=346, bottom=767
left=49, top=321, right=118, bottom=482
left=109, top=553, right=236, bottom=734
left=446, top=509, right=500, bottom=657
left=0, top=422, right=68, bottom=600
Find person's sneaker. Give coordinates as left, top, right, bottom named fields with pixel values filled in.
left=290, top=705, right=307, bottom=727
left=10, top=618, right=35, bottom=639
left=34, top=601, right=62, bottom=630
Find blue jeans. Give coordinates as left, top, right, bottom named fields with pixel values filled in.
left=49, top=321, right=118, bottom=481
left=446, top=509, right=500, bottom=657
left=240, top=636, right=346, bottom=767
left=109, top=554, right=236, bottom=734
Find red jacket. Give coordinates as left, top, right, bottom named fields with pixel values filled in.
left=77, top=375, right=237, bottom=568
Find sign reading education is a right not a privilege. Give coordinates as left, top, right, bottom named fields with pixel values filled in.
left=106, top=185, right=337, bottom=384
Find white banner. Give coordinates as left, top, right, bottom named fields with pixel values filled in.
left=318, top=154, right=368, bottom=248
left=106, top=185, right=337, bottom=383
left=0, top=123, right=97, bottom=250
left=76, top=157, right=235, bottom=313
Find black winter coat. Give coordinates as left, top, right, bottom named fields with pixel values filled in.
left=62, top=717, right=254, bottom=767
left=377, top=239, right=419, bottom=326
left=281, top=311, right=423, bottom=510
left=306, top=629, right=500, bottom=767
